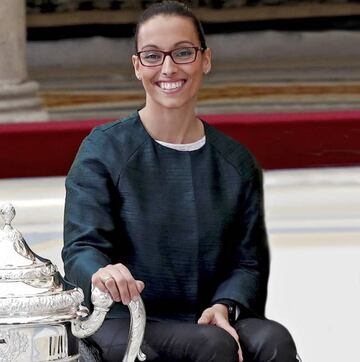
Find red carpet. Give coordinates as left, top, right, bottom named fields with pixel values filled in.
left=1, top=111, right=359, bottom=178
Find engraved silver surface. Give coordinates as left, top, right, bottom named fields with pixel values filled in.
left=71, top=285, right=114, bottom=338
left=0, top=203, right=82, bottom=360
left=0, top=328, right=28, bottom=362
left=123, top=298, right=147, bottom=362
left=0, top=203, right=84, bottom=325
left=0, top=202, right=147, bottom=361
left=72, top=287, right=147, bottom=362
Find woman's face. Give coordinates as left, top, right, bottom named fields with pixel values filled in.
left=132, top=15, right=211, bottom=111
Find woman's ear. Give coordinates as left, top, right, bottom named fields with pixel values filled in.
left=202, top=48, right=212, bottom=75
left=132, top=55, right=142, bottom=80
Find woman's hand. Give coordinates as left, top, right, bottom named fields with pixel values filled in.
left=92, top=263, right=145, bottom=304
left=198, top=304, right=243, bottom=362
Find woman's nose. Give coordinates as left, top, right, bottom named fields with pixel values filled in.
left=161, top=54, right=177, bottom=75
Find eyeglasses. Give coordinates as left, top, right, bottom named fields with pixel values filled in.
left=137, top=46, right=205, bottom=67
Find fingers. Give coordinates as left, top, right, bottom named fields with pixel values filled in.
left=216, top=320, right=243, bottom=362
left=136, top=280, right=145, bottom=292
left=105, top=265, right=125, bottom=302
left=92, top=269, right=110, bottom=293
left=216, top=318, right=239, bottom=343
left=197, top=308, right=212, bottom=325
left=197, top=315, right=209, bottom=324
left=92, top=263, right=145, bottom=305
left=198, top=306, right=243, bottom=361
left=238, top=344, right=244, bottom=362
left=198, top=304, right=227, bottom=326
left=214, top=317, right=243, bottom=361
left=116, top=263, right=140, bottom=304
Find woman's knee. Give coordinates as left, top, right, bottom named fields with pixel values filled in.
left=192, top=325, right=239, bottom=362
left=261, top=320, right=297, bottom=358
left=237, top=318, right=298, bottom=362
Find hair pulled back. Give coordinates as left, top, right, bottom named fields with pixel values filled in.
left=135, top=1, right=207, bottom=52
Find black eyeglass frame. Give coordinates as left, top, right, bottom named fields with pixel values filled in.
left=136, top=46, right=206, bottom=67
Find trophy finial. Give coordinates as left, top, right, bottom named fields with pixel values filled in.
left=0, top=202, right=15, bottom=226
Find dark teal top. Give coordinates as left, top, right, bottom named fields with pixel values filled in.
left=62, top=111, right=269, bottom=322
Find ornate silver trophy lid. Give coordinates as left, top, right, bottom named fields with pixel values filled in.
left=0, top=203, right=146, bottom=362
left=0, top=202, right=84, bottom=325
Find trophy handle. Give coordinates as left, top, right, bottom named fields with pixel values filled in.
left=71, top=286, right=146, bottom=362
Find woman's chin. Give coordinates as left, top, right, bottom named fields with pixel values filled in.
left=150, top=97, right=188, bottom=110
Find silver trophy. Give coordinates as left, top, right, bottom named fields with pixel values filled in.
left=0, top=202, right=146, bottom=362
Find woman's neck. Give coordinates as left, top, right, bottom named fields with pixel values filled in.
left=138, top=105, right=204, bottom=144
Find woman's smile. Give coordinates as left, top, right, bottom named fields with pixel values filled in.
left=156, top=79, right=187, bottom=92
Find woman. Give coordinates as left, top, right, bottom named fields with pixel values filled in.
left=62, top=2, right=299, bottom=361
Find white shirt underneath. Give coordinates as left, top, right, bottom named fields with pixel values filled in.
left=155, top=136, right=206, bottom=151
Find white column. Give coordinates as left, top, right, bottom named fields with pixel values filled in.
left=0, top=0, right=47, bottom=123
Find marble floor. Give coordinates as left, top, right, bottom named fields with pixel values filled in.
left=1, top=167, right=359, bottom=362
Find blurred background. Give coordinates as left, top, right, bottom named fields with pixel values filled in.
left=1, top=1, right=360, bottom=361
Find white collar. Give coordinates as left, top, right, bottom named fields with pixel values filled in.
left=155, top=136, right=206, bottom=151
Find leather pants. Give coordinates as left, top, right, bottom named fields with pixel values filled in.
left=87, top=316, right=300, bottom=362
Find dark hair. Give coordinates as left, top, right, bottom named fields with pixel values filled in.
left=135, top=1, right=207, bottom=52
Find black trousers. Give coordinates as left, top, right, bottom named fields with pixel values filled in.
left=87, top=317, right=299, bottom=362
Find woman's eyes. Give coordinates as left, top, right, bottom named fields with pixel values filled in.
left=143, top=52, right=162, bottom=60
left=174, top=48, right=194, bottom=58
left=140, top=48, right=194, bottom=63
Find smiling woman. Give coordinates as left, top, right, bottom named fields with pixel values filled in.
left=132, top=13, right=211, bottom=137
left=62, top=2, right=300, bottom=362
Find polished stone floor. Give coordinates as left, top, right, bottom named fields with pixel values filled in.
left=1, top=167, right=359, bottom=362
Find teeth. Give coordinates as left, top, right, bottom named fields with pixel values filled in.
left=159, top=81, right=184, bottom=90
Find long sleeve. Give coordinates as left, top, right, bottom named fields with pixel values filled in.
left=210, top=160, right=270, bottom=317
left=62, top=130, right=120, bottom=308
